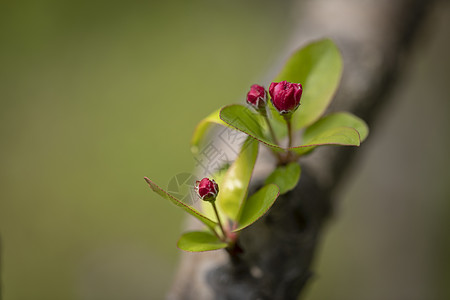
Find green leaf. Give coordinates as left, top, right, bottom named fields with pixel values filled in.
left=191, top=108, right=231, bottom=154
left=220, top=105, right=362, bottom=156
left=220, top=104, right=282, bottom=150
left=217, top=137, right=259, bottom=221
left=303, top=112, right=369, bottom=143
left=234, top=184, right=280, bottom=232
left=144, top=177, right=217, bottom=229
left=290, top=127, right=361, bottom=156
left=265, top=163, right=301, bottom=194
left=220, top=104, right=269, bottom=142
left=177, top=231, right=228, bottom=252
left=274, top=39, right=343, bottom=130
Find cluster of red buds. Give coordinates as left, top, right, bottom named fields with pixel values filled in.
left=194, top=81, right=303, bottom=206
left=247, top=81, right=303, bottom=115
left=246, top=80, right=303, bottom=153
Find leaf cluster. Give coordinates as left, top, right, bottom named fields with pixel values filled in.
left=145, top=39, right=368, bottom=252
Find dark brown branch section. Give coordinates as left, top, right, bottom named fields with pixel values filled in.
left=168, top=0, right=436, bottom=299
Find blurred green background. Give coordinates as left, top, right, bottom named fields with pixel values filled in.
left=1, top=1, right=449, bottom=300
left=0, top=1, right=289, bottom=299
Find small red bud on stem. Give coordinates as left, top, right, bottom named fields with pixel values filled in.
left=195, top=178, right=227, bottom=239
left=246, top=84, right=267, bottom=111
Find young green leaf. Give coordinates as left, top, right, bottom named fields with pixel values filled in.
left=220, top=104, right=282, bottom=150
left=234, top=184, right=280, bottom=232
left=220, top=105, right=362, bottom=156
left=303, top=112, right=369, bottom=143
left=177, top=231, right=228, bottom=252
left=191, top=108, right=231, bottom=154
left=265, top=163, right=301, bottom=195
left=144, top=177, right=217, bottom=229
left=219, top=104, right=269, bottom=142
left=217, top=137, right=259, bottom=221
left=273, top=39, right=343, bottom=131
left=290, top=127, right=361, bottom=156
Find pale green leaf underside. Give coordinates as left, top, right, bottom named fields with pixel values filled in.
left=190, top=108, right=231, bottom=154
left=219, top=105, right=267, bottom=141
left=220, top=105, right=360, bottom=154
left=220, top=105, right=278, bottom=147
left=217, top=137, right=259, bottom=221
left=273, top=38, right=343, bottom=131
left=177, top=231, right=227, bottom=252
left=234, top=184, right=280, bottom=232
left=303, top=112, right=369, bottom=143
left=144, top=177, right=217, bottom=229
left=265, top=163, right=301, bottom=195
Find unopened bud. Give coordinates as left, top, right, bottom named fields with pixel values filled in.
left=246, top=84, right=267, bottom=111
left=269, top=81, right=303, bottom=115
left=195, top=178, right=219, bottom=202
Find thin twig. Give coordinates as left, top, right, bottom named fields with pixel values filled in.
left=211, top=202, right=227, bottom=240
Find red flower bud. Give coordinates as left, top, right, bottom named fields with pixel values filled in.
left=246, top=84, right=267, bottom=110
left=269, top=81, right=303, bottom=115
left=195, top=178, right=219, bottom=202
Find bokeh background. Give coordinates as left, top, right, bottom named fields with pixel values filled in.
left=0, top=1, right=449, bottom=300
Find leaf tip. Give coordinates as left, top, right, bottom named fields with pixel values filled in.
left=144, top=177, right=151, bottom=185
left=144, top=177, right=157, bottom=192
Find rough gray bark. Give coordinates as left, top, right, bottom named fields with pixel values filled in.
left=168, top=0, right=436, bottom=299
